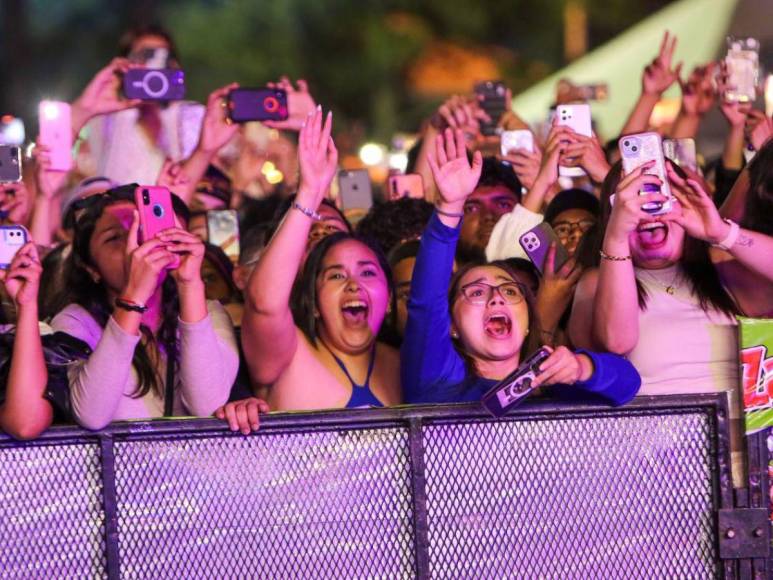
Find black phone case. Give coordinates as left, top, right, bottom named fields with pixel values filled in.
left=481, top=348, right=551, bottom=417
left=475, top=81, right=507, bottom=136
left=227, top=88, right=288, bottom=123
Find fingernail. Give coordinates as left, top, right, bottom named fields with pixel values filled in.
left=251, top=424, right=259, bottom=430
left=317, top=104, right=322, bottom=111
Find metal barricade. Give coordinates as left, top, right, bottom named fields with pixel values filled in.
left=0, top=394, right=768, bottom=579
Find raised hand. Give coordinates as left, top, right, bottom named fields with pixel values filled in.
left=427, top=128, right=483, bottom=212
left=215, top=397, right=270, bottom=435
left=642, top=31, right=682, bottom=96
left=664, top=167, right=727, bottom=244
left=503, top=147, right=542, bottom=190
left=121, top=210, right=177, bottom=305
left=198, top=82, right=241, bottom=154
left=158, top=227, right=205, bottom=288
left=297, top=106, right=338, bottom=205
left=537, top=124, right=574, bottom=186
left=0, top=182, right=31, bottom=225
left=746, top=110, right=773, bottom=151
left=0, top=242, right=42, bottom=307
left=33, top=144, right=69, bottom=199
left=263, top=77, right=316, bottom=132
left=679, top=63, right=717, bottom=117
left=560, top=131, right=610, bottom=183
left=717, top=61, right=752, bottom=128
left=430, top=95, right=489, bottom=141
left=605, top=163, right=667, bottom=246
left=71, top=58, right=142, bottom=131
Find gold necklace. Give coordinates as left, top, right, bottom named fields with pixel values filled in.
left=637, top=267, right=682, bottom=295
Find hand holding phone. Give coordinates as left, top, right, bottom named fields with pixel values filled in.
left=0, top=146, right=22, bottom=183
left=519, top=223, right=570, bottom=275
left=134, top=186, right=176, bottom=243
left=481, top=347, right=551, bottom=417
left=555, top=104, right=592, bottom=178
left=0, top=226, right=29, bottom=269
left=227, top=88, right=289, bottom=123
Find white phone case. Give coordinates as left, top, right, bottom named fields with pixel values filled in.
left=556, top=104, right=592, bottom=178
left=619, top=131, right=673, bottom=216
left=500, top=130, right=534, bottom=155
left=38, top=101, right=73, bottom=172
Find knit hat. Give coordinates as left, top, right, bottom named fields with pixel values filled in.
left=543, top=188, right=600, bottom=225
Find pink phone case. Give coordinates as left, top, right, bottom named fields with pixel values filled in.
left=619, top=131, right=673, bottom=215
left=38, top=101, right=73, bottom=172
left=134, top=186, right=176, bottom=243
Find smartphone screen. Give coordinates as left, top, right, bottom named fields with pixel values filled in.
left=38, top=101, right=72, bottom=172
left=207, top=209, right=240, bottom=263
left=0, top=146, right=22, bottom=183
left=338, top=170, right=373, bottom=211
left=619, top=132, right=673, bottom=215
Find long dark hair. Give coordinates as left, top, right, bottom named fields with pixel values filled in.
left=62, top=193, right=182, bottom=399
left=291, top=232, right=393, bottom=346
left=448, top=260, right=541, bottom=377
left=743, top=140, right=773, bottom=236
left=600, top=162, right=738, bottom=316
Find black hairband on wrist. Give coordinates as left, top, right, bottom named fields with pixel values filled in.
left=115, top=297, right=148, bottom=313
left=435, top=207, right=465, bottom=219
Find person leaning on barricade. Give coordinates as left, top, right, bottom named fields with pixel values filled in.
left=401, top=128, right=641, bottom=406
left=48, top=185, right=238, bottom=430
left=222, top=108, right=401, bottom=433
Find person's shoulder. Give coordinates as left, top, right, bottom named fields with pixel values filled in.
left=376, top=342, right=401, bottom=369
left=50, top=304, right=102, bottom=345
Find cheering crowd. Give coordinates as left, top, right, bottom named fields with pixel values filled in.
left=1, top=25, right=772, bottom=485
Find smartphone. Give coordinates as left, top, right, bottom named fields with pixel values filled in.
left=500, top=130, right=534, bottom=156
left=481, top=347, right=551, bottom=417
left=38, top=101, right=72, bottom=172
left=387, top=174, right=424, bottom=201
left=227, top=88, right=289, bottom=123
left=134, top=186, right=176, bottom=243
left=123, top=69, right=186, bottom=101
left=0, top=116, right=25, bottom=146
left=474, top=81, right=507, bottom=136
left=576, top=83, right=608, bottom=102
left=663, top=138, right=698, bottom=174
left=338, top=170, right=373, bottom=211
left=556, top=103, right=592, bottom=178
left=0, top=225, right=28, bottom=269
left=207, top=209, right=240, bottom=263
left=0, top=146, right=22, bottom=183
left=519, top=223, right=570, bottom=275
left=724, top=37, right=759, bottom=103
left=619, top=132, right=673, bottom=216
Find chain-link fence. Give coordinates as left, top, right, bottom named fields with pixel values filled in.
left=0, top=395, right=756, bottom=579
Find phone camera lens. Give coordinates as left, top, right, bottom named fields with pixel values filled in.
left=153, top=204, right=165, bottom=218
left=623, top=140, right=629, bottom=147
left=632, top=146, right=638, bottom=152
left=142, top=190, right=150, bottom=205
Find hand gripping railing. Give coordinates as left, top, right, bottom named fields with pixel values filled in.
left=0, top=394, right=769, bottom=579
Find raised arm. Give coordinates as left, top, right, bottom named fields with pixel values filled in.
left=0, top=243, right=51, bottom=440
left=621, top=31, right=681, bottom=136
left=594, top=165, right=666, bottom=354
left=402, top=128, right=483, bottom=402
left=670, top=63, right=716, bottom=139
left=241, top=107, right=337, bottom=384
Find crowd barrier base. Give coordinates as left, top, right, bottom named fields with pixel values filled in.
left=1, top=394, right=771, bottom=579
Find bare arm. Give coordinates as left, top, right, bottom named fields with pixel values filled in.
left=0, top=244, right=51, bottom=440
left=242, top=107, right=338, bottom=384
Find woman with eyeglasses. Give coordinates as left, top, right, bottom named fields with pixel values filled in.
left=402, top=129, right=640, bottom=404
left=50, top=186, right=238, bottom=430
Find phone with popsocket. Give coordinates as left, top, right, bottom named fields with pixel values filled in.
left=387, top=174, right=424, bottom=201
left=618, top=132, right=673, bottom=216
left=481, top=347, right=552, bottom=417
left=500, top=130, right=534, bottom=156
left=555, top=104, right=592, bottom=178
left=519, top=223, right=570, bottom=275
left=123, top=69, right=186, bottom=101
left=0, top=225, right=28, bottom=269
left=38, top=101, right=73, bottom=172
left=227, top=88, right=289, bottom=123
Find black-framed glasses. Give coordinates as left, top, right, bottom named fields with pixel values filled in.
left=459, top=281, right=526, bottom=305
left=552, top=219, right=596, bottom=238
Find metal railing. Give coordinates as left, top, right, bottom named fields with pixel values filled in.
left=0, top=393, right=769, bottom=579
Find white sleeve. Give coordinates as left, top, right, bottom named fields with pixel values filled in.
left=486, top=204, right=544, bottom=261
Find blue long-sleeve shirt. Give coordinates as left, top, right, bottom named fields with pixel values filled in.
left=401, top=212, right=641, bottom=405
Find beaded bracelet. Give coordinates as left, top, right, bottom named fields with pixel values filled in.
left=599, top=250, right=632, bottom=262
left=292, top=201, right=322, bottom=221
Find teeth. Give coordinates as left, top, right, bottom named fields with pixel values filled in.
left=638, top=222, right=665, bottom=232
left=342, top=300, right=367, bottom=310
left=486, top=314, right=510, bottom=324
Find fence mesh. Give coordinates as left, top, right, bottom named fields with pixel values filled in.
left=422, top=411, right=718, bottom=579
left=112, top=427, right=416, bottom=579
left=0, top=441, right=106, bottom=578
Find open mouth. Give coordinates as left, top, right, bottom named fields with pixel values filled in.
left=341, top=299, right=369, bottom=326
left=484, top=312, right=512, bottom=339
left=636, top=221, right=668, bottom=250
